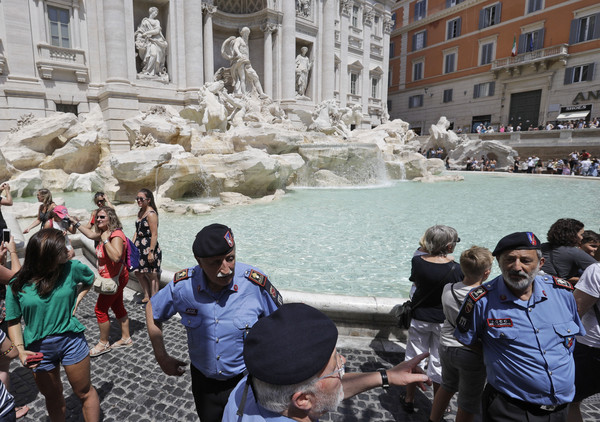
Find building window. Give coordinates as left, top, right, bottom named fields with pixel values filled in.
left=371, top=77, right=379, bottom=98
left=564, top=64, right=595, bottom=84
left=350, top=73, right=359, bottom=95
left=473, top=81, right=495, bottom=98
left=444, top=52, right=456, bottom=74
left=352, top=5, right=360, bottom=27
left=443, top=89, right=453, bottom=103
left=447, top=17, right=461, bottom=40
left=527, top=0, right=543, bottom=13
left=390, top=42, right=395, bottom=58
left=55, top=103, right=78, bottom=115
left=48, top=5, right=70, bottom=48
left=387, top=100, right=392, bottom=112
left=570, top=14, right=600, bottom=44
left=388, top=69, right=392, bottom=87
left=412, top=30, right=427, bottom=51
left=480, top=42, right=494, bottom=65
left=414, top=0, right=427, bottom=21
left=479, top=3, right=502, bottom=29
left=446, top=0, right=464, bottom=7
left=374, top=15, right=380, bottom=35
left=519, top=29, right=545, bottom=53
left=409, top=94, right=424, bottom=108
left=391, top=12, right=397, bottom=29
left=413, top=61, right=423, bottom=81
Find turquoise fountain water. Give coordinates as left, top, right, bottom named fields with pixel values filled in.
left=35, top=173, right=600, bottom=298
left=113, top=173, right=599, bottom=298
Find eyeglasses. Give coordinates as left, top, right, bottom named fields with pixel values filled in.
left=96, top=215, right=107, bottom=220
left=316, top=353, right=345, bottom=382
left=136, top=197, right=147, bottom=202
left=455, top=237, right=461, bottom=243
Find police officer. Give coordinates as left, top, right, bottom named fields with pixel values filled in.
left=454, top=232, right=585, bottom=422
left=146, top=223, right=282, bottom=422
left=222, top=303, right=431, bottom=421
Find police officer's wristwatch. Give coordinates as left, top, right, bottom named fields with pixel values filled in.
left=379, top=369, right=389, bottom=389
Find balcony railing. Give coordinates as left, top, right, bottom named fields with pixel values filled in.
left=491, top=44, right=568, bottom=71
left=36, top=43, right=89, bottom=82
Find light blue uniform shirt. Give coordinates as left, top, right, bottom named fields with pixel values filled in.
left=151, top=263, right=280, bottom=380
left=222, top=375, right=294, bottom=422
left=454, top=274, right=585, bottom=405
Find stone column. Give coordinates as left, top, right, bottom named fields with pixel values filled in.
left=103, top=0, right=129, bottom=83
left=280, top=0, right=295, bottom=101
left=321, top=0, right=335, bottom=101
left=362, top=7, right=373, bottom=126
left=261, top=23, right=277, bottom=97
left=184, top=0, right=204, bottom=90
left=339, top=0, right=351, bottom=107
left=203, top=4, right=216, bottom=83
left=382, top=14, right=393, bottom=113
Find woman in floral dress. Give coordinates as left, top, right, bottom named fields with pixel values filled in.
left=133, top=188, right=161, bottom=303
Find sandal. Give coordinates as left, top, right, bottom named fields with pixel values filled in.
left=111, top=337, right=133, bottom=349
left=89, top=341, right=111, bottom=357
left=15, top=405, right=29, bottom=419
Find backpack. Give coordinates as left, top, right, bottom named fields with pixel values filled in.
left=125, top=237, right=141, bottom=272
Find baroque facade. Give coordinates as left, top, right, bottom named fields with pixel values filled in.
left=0, top=0, right=394, bottom=146
left=388, top=0, right=600, bottom=134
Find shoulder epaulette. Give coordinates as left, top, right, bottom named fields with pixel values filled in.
left=456, top=285, right=488, bottom=333
left=552, top=276, right=574, bottom=291
left=245, top=269, right=283, bottom=307
left=173, top=268, right=193, bottom=284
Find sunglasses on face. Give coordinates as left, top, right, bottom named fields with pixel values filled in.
left=136, top=197, right=147, bottom=202
left=96, top=215, right=107, bottom=220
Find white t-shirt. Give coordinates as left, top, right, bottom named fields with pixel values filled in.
left=575, top=263, right=600, bottom=348
left=440, top=281, right=477, bottom=348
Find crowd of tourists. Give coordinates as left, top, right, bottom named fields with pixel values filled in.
left=473, top=118, right=600, bottom=133
left=510, top=150, right=600, bottom=176
left=2, top=181, right=600, bottom=422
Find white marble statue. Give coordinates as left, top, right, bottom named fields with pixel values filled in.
left=221, top=27, right=266, bottom=97
left=340, top=104, right=362, bottom=128
left=135, top=7, right=168, bottom=81
left=198, top=82, right=229, bottom=132
left=296, top=0, right=311, bottom=17
left=295, top=47, right=312, bottom=98
left=309, top=99, right=350, bottom=138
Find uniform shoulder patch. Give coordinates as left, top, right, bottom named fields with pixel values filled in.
left=552, top=276, right=574, bottom=291
left=245, top=269, right=283, bottom=308
left=456, top=285, right=488, bottom=333
left=173, top=268, right=193, bottom=284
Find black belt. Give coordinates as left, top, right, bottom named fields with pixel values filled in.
left=489, top=385, right=567, bottom=415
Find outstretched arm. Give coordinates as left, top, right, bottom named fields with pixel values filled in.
left=341, top=352, right=431, bottom=399
left=145, top=301, right=187, bottom=376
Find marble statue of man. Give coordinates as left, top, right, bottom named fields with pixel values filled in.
left=135, top=7, right=168, bottom=79
left=295, top=47, right=312, bottom=97
left=221, top=27, right=266, bottom=97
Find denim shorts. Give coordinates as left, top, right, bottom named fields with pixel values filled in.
left=28, top=332, right=89, bottom=372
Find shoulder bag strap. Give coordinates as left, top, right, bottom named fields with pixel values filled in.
left=411, top=262, right=457, bottom=309
left=446, top=282, right=462, bottom=328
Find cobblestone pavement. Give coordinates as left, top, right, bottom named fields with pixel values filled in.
left=7, top=281, right=600, bottom=421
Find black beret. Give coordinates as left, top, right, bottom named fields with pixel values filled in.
left=492, top=232, right=541, bottom=256
left=244, top=303, right=338, bottom=385
left=192, top=223, right=235, bottom=258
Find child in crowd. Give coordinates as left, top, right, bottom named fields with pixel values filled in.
left=580, top=230, right=600, bottom=259
left=428, top=246, right=493, bottom=422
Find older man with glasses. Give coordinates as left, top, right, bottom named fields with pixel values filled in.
left=222, top=303, right=431, bottom=422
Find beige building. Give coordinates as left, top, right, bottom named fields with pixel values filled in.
left=0, top=0, right=394, bottom=146
left=388, top=0, right=600, bottom=134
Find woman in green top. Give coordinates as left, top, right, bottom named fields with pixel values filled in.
left=6, top=229, right=100, bottom=422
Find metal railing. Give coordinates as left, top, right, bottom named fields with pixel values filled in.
left=491, top=44, right=568, bottom=71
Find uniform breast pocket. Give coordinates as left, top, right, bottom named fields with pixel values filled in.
left=485, top=326, right=519, bottom=342
left=233, top=311, right=258, bottom=341
left=553, top=321, right=580, bottom=352
left=181, top=314, right=203, bottom=332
